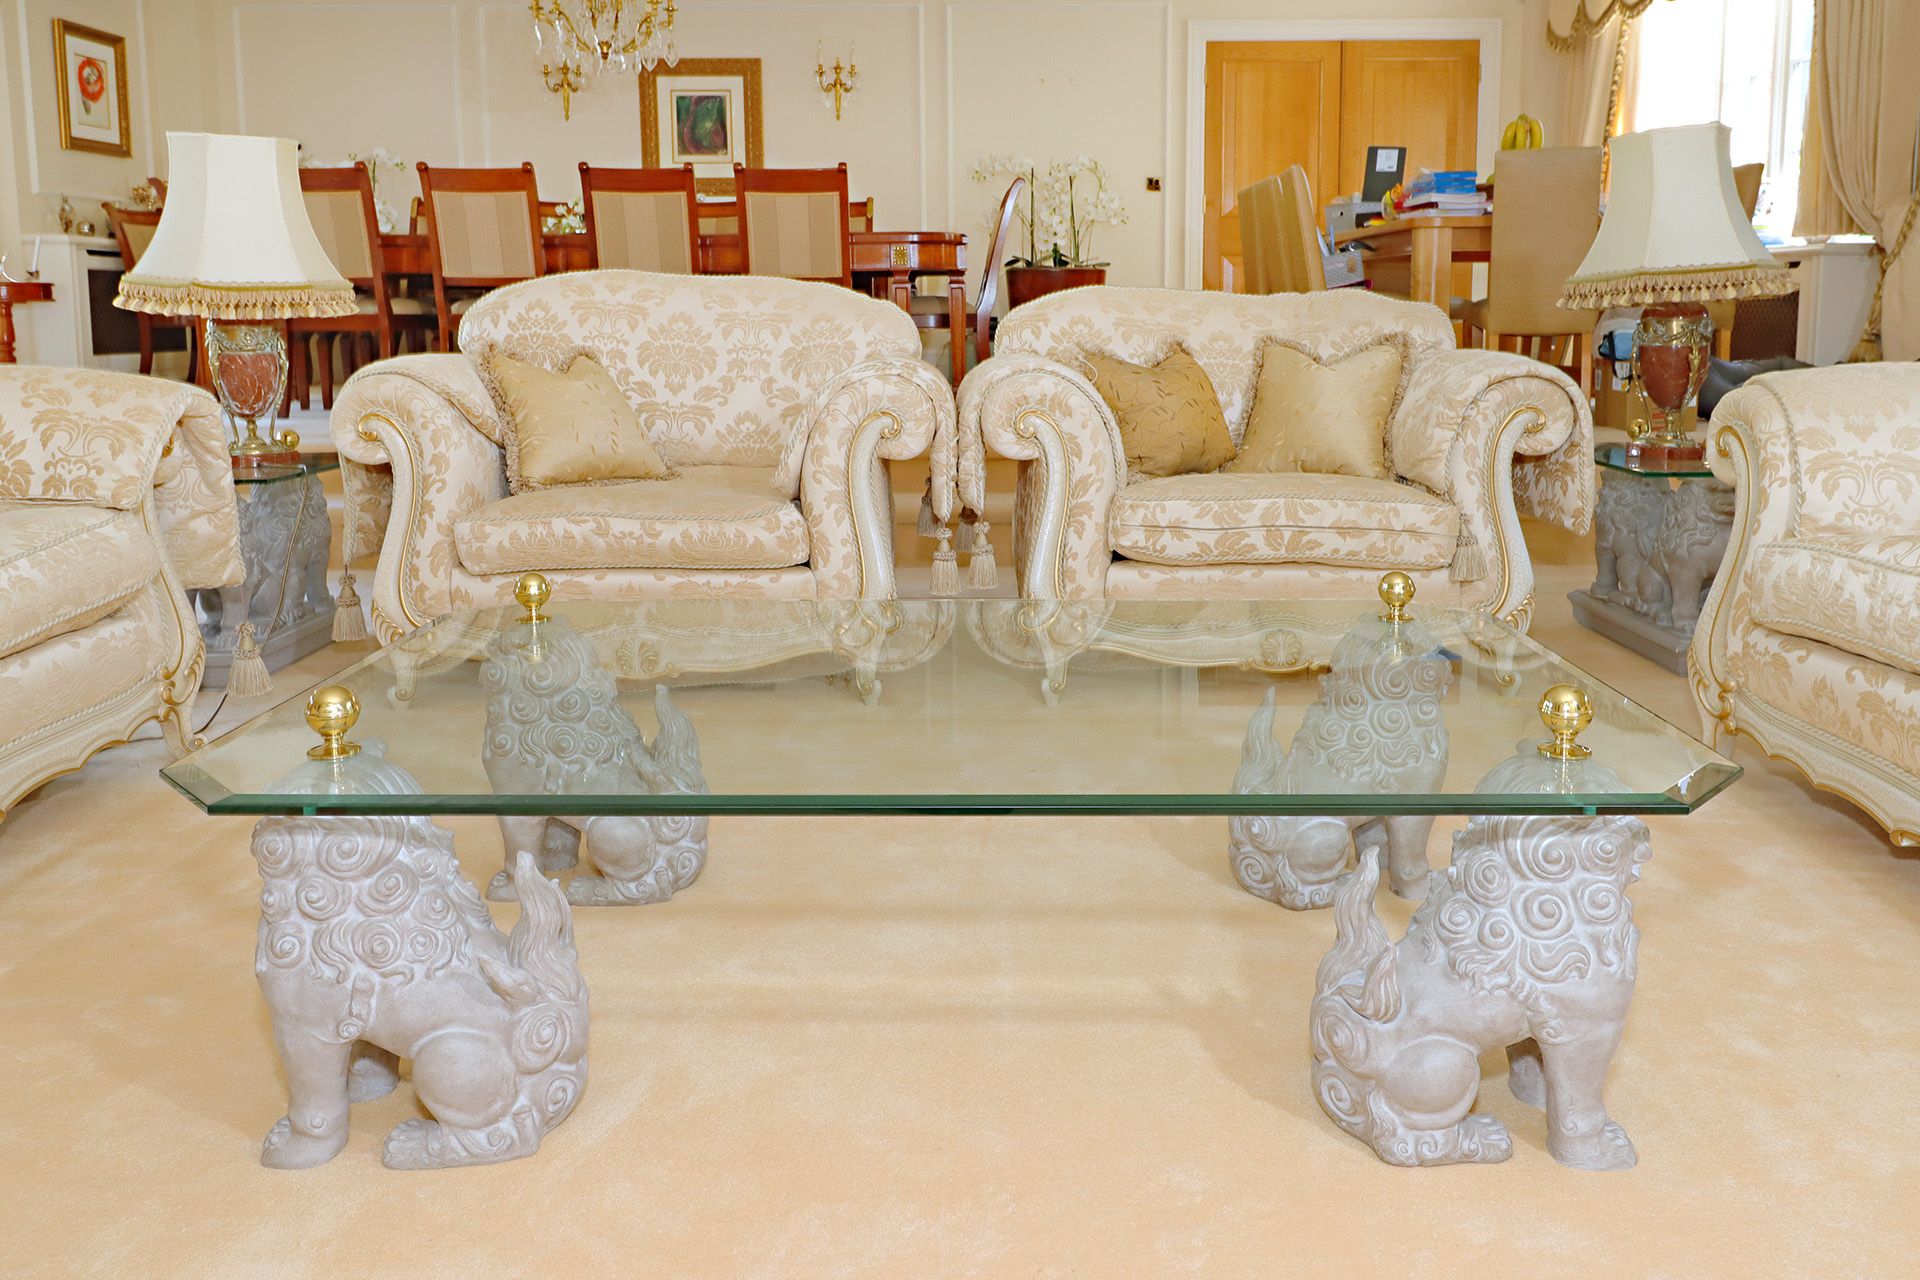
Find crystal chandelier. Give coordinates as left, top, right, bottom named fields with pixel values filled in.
left=529, top=0, right=679, bottom=120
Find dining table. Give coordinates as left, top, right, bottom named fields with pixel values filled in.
left=1331, top=213, right=1491, bottom=308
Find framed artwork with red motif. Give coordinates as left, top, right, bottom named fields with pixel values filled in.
left=53, top=19, right=131, bottom=158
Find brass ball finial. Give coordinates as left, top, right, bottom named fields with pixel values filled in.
left=514, top=571, right=551, bottom=624
left=1537, top=684, right=1594, bottom=761
left=1378, top=571, right=1415, bottom=623
left=305, top=685, right=362, bottom=760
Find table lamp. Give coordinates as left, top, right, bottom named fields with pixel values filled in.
left=1559, top=123, right=1796, bottom=463
left=115, top=132, right=353, bottom=461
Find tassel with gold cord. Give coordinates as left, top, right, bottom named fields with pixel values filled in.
left=967, top=519, right=998, bottom=590
left=227, top=622, right=274, bottom=697
left=1451, top=527, right=1488, bottom=582
left=931, top=527, right=959, bottom=597
left=332, top=566, right=369, bottom=642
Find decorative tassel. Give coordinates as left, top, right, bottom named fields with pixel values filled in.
left=916, top=478, right=939, bottom=538
left=967, top=519, right=998, bottom=590
left=227, top=622, right=274, bottom=697
left=930, top=527, right=959, bottom=597
left=332, top=568, right=370, bottom=642
left=1451, top=527, right=1488, bottom=582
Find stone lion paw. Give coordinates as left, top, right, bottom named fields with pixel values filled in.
left=485, top=870, right=518, bottom=902
left=1552, top=1119, right=1637, bottom=1171
left=261, top=1115, right=348, bottom=1169
left=1459, top=1114, right=1514, bottom=1163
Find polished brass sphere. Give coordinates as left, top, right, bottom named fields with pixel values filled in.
left=305, top=685, right=362, bottom=760
left=514, top=571, right=551, bottom=623
left=1537, top=683, right=1594, bottom=761
left=1378, top=570, right=1415, bottom=623
left=273, top=427, right=301, bottom=450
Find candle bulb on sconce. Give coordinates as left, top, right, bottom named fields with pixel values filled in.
left=815, top=40, right=858, bottom=121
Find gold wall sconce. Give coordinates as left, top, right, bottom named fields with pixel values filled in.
left=815, top=41, right=857, bottom=121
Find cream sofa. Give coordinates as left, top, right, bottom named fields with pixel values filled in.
left=955, top=288, right=1593, bottom=626
left=1690, top=364, right=1920, bottom=845
left=330, top=271, right=955, bottom=641
left=0, top=366, right=242, bottom=816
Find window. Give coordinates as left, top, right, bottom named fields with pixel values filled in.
left=1627, top=0, right=1816, bottom=238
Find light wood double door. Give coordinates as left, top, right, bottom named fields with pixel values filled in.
left=1202, top=39, right=1480, bottom=291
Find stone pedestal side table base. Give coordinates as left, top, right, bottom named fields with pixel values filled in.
left=194, top=457, right=338, bottom=686
left=1570, top=445, right=1733, bottom=674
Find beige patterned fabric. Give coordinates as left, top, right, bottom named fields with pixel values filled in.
left=333, top=274, right=941, bottom=638
left=0, top=504, right=157, bottom=659
left=454, top=466, right=808, bottom=575
left=431, top=191, right=538, bottom=279
left=302, top=189, right=374, bottom=279
left=590, top=192, right=695, bottom=273
left=1691, top=364, right=1920, bottom=845
left=1109, top=472, right=1459, bottom=569
left=743, top=191, right=845, bottom=279
left=1, top=366, right=239, bottom=813
left=962, top=288, right=1589, bottom=620
left=1104, top=561, right=1468, bottom=604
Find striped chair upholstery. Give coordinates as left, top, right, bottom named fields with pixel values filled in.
left=429, top=190, right=540, bottom=279
left=302, top=189, right=375, bottom=281
left=734, top=164, right=852, bottom=286
left=589, top=192, right=696, bottom=272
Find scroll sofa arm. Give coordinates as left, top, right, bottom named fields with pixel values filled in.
left=152, top=388, right=243, bottom=591
left=330, top=355, right=509, bottom=639
left=958, top=354, right=1126, bottom=600
left=783, top=356, right=949, bottom=599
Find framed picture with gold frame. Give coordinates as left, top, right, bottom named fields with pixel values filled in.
left=52, top=19, right=132, bottom=158
left=640, top=58, right=762, bottom=197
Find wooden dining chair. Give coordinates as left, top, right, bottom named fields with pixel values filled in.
left=733, top=163, right=853, bottom=286
left=1237, top=167, right=1326, bottom=294
left=849, top=197, right=875, bottom=233
left=147, top=176, right=166, bottom=204
left=415, top=161, right=545, bottom=350
left=911, top=175, right=1026, bottom=385
left=1455, top=146, right=1603, bottom=395
left=105, top=203, right=202, bottom=383
left=292, top=162, right=435, bottom=408
left=577, top=164, right=701, bottom=273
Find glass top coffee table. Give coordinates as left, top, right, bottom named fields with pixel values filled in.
left=167, top=577, right=1737, bottom=1174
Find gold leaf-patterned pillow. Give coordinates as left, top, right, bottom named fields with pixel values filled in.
left=1083, top=347, right=1236, bottom=479
left=485, top=352, right=674, bottom=493
left=1228, top=338, right=1408, bottom=480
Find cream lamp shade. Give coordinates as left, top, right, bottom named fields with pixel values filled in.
left=1559, top=123, right=1796, bottom=310
left=115, top=132, right=355, bottom=319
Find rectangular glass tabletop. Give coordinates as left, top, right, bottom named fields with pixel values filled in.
left=162, top=597, right=1740, bottom=818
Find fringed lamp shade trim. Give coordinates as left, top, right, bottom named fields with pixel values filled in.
left=115, top=276, right=356, bottom=320
left=1560, top=263, right=1799, bottom=309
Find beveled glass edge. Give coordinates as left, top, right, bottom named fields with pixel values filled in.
left=1592, top=444, right=1715, bottom=479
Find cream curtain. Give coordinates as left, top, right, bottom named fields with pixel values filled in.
left=1797, top=0, right=1920, bottom=360
left=1559, top=14, right=1627, bottom=148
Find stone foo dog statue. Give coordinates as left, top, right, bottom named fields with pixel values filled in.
left=1309, top=745, right=1652, bottom=1170
left=1230, top=582, right=1453, bottom=910
left=251, top=700, right=588, bottom=1170
left=481, top=590, right=709, bottom=907
left=1592, top=477, right=1733, bottom=631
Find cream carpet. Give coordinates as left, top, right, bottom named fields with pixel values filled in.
left=2, top=519, right=1916, bottom=1278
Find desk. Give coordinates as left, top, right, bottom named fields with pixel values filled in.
left=1332, top=214, right=1490, bottom=308
left=377, top=229, right=966, bottom=307
left=0, top=279, right=54, bottom=363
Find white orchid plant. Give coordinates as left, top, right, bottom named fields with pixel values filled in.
left=972, top=154, right=1128, bottom=269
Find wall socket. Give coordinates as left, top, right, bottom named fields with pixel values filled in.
left=1145, top=177, right=1162, bottom=192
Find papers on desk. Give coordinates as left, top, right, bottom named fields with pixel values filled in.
left=1395, top=169, right=1491, bottom=216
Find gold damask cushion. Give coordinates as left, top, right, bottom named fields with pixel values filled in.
left=453, top=465, right=809, bottom=574
left=1107, top=471, right=1459, bottom=568
left=1228, top=339, right=1407, bottom=480
left=1084, top=347, right=1236, bottom=479
left=485, top=353, right=674, bottom=493
left=0, top=502, right=159, bottom=660
left=1747, top=534, right=1920, bottom=678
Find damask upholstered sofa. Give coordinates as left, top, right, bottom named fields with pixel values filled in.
left=955, top=288, right=1593, bottom=627
left=1690, top=363, right=1920, bottom=845
left=330, top=270, right=954, bottom=641
left=0, top=367, right=243, bottom=816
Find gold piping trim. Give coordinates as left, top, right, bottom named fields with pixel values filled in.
left=355, top=412, right=426, bottom=632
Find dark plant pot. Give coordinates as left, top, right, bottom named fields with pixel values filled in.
left=1005, top=266, right=1107, bottom=309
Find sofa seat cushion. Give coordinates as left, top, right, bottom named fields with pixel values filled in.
left=454, top=465, right=810, bottom=575
left=1748, top=534, right=1920, bottom=678
left=1108, top=472, right=1460, bottom=570
left=0, top=501, right=159, bottom=660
